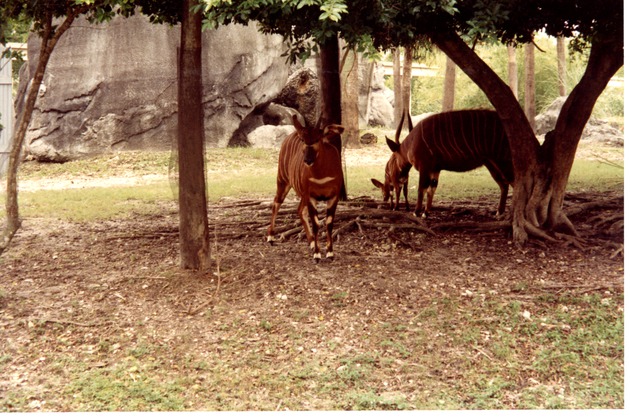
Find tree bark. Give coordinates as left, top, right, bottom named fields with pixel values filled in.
left=507, top=44, right=518, bottom=99
left=524, top=43, right=536, bottom=129
left=432, top=30, right=623, bottom=246
left=401, top=47, right=413, bottom=114
left=543, top=34, right=623, bottom=232
left=1, top=8, right=83, bottom=254
left=391, top=48, right=402, bottom=128
left=556, top=36, right=567, bottom=96
left=318, top=35, right=347, bottom=200
left=318, top=36, right=342, bottom=128
left=177, top=0, right=210, bottom=269
left=442, top=55, right=456, bottom=111
left=340, top=46, right=360, bottom=149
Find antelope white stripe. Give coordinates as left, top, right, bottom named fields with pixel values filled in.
left=309, top=176, right=336, bottom=185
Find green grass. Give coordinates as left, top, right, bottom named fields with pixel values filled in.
left=13, top=183, right=174, bottom=221
left=0, top=146, right=624, bottom=222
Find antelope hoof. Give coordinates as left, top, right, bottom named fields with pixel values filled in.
left=326, top=251, right=334, bottom=262
left=313, top=252, right=322, bottom=263
left=266, top=235, right=275, bottom=245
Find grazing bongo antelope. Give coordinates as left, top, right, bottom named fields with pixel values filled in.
left=384, top=109, right=514, bottom=218
left=371, top=111, right=414, bottom=211
left=267, top=115, right=345, bottom=262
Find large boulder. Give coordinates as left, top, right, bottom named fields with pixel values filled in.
left=366, top=63, right=394, bottom=127
left=20, top=14, right=289, bottom=162
left=536, top=96, right=624, bottom=146
left=227, top=102, right=303, bottom=147
left=274, top=68, right=321, bottom=128
left=247, top=125, right=295, bottom=149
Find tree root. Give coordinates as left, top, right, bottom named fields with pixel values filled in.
left=554, top=233, right=587, bottom=251
left=609, top=244, right=623, bottom=259
left=430, top=220, right=510, bottom=232
left=205, top=196, right=622, bottom=250
left=521, top=219, right=558, bottom=243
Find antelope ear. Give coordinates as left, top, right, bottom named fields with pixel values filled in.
left=323, top=124, right=344, bottom=138
left=371, top=178, right=384, bottom=189
left=386, top=137, right=400, bottom=153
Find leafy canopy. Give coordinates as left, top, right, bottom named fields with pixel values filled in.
left=199, top=0, right=622, bottom=61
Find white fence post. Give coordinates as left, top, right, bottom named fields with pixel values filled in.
left=0, top=46, right=15, bottom=177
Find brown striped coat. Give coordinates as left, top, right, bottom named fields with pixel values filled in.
left=391, top=110, right=514, bottom=217
left=267, top=115, right=344, bottom=262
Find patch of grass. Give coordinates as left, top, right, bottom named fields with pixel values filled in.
left=0, top=183, right=175, bottom=221
left=65, top=365, right=186, bottom=411
left=19, top=151, right=172, bottom=180
left=347, top=390, right=410, bottom=410
left=3, top=145, right=623, bottom=223
left=567, top=159, right=624, bottom=191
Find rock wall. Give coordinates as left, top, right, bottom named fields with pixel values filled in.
left=20, top=14, right=289, bottom=162
left=535, top=96, right=624, bottom=146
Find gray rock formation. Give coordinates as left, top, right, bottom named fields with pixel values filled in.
left=247, top=125, right=295, bottom=149
left=228, top=102, right=303, bottom=147
left=20, top=14, right=289, bottom=162
left=366, top=63, right=394, bottom=127
left=536, top=96, right=624, bottom=146
left=274, top=68, right=321, bottom=128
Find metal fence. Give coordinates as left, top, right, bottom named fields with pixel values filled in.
left=0, top=46, right=14, bottom=177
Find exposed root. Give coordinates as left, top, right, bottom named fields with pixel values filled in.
left=609, top=244, right=623, bottom=259
left=554, top=233, right=587, bottom=251
left=430, top=220, right=510, bottom=232
left=522, top=219, right=558, bottom=243
left=553, top=212, right=580, bottom=237
left=207, top=194, right=622, bottom=249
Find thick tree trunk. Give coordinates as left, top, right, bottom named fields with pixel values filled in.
left=442, top=55, right=456, bottom=111
left=432, top=30, right=622, bottom=246
left=318, top=36, right=347, bottom=200
left=177, top=0, right=210, bottom=269
left=542, top=35, right=623, bottom=232
left=319, top=36, right=343, bottom=128
left=1, top=9, right=82, bottom=254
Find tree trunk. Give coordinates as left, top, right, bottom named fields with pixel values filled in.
left=401, top=47, right=413, bottom=114
left=1, top=9, right=82, bottom=255
left=442, top=55, right=456, bottom=111
left=524, top=42, right=536, bottom=129
left=177, top=0, right=210, bottom=269
left=318, top=35, right=347, bottom=200
left=432, top=30, right=621, bottom=246
left=543, top=34, right=623, bottom=232
left=318, top=36, right=342, bottom=128
left=507, top=44, right=518, bottom=99
left=341, top=46, right=360, bottom=149
left=391, top=48, right=402, bottom=128
left=556, top=36, right=567, bottom=96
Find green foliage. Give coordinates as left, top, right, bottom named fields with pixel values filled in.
left=405, top=37, right=624, bottom=119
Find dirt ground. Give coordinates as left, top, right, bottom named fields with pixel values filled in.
left=0, top=183, right=624, bottom=410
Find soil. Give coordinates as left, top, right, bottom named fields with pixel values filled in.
left=0, top=183, right=624, bottom=409
left=0, top=140, right=625, bottom=410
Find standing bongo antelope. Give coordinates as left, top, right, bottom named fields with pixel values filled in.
left=267, top=115, right=344, bottom=262
left=371, top=110, right=414, bottom=211
left=378, top=109, right=514, bottom=218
